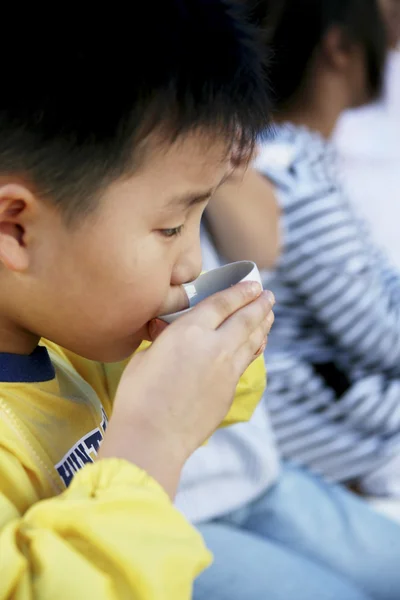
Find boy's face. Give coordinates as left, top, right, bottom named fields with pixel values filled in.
left=1, top=133, right=233, bottom=361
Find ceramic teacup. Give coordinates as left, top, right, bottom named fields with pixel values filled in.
left=160, top=261, right=262, bottom=324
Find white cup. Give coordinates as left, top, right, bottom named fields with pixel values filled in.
left=160, top=260, right=262, bottom=324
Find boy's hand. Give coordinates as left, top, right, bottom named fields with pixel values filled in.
left=99, top=282, right=274, bottom=498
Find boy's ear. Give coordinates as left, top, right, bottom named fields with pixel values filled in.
left=0, top=183, right=35, bottom=272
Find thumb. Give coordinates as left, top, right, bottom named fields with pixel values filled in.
left=149, top=318, right=168, bottom=342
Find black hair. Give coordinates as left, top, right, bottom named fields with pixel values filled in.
left=0, top=2, right=270, bottom=220
left=246, top=0, right=386, bottom=108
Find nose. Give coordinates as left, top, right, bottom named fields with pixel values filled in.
left=171, top=236, right=203, bottom=286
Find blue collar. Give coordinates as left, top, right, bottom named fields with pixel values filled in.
left=0, top=346, right=55, bottom=383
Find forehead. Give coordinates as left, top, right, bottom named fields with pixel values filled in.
left=96, top=130, right=233, bottom=221
left=125, top=131, right=233, bottom=208
left=140, top=130, right=232, bottom=180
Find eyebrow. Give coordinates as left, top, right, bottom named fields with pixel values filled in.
left=168, top=169, right=236, bottom=208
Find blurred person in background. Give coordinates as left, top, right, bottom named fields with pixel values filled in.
left=247, top=0, right=400, bottom=502
left=334, top=0, right=400, bottom=269
left=176, top=174, right=400, bottom=600
left=177, top=2, right=400, bottom=598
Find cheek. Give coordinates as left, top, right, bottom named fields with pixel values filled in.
left=91, top=250, right=171, bottom=328
left=68, top=228, right=175, bottom=329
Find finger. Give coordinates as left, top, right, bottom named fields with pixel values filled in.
left=231, top=309, right=274, bottom=375
left=254, top=340, right=267, bottom=358
left=253, top=312, right=274, bottom=355
left=233, top=326, right=268, bottom=376
left=185, top=281, right=263, bottom=330
left=217, top=290, right=275, bottom=349
left=264, top=310, right=275, bottom=336
left=253, top=311, right=274, bottom=351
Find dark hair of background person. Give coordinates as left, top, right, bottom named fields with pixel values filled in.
left=246, top=0, right=387, bottom=109
left=0, top=2, right=271, bottom=221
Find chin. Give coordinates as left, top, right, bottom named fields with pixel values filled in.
left=98, top=339, right=146, bottom=363
left=65, top=335, right=144, bottom=364
left=57, top=323, right=150, bottom=363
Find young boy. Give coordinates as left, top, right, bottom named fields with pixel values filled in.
left=0, top=4, right=274, bottom=598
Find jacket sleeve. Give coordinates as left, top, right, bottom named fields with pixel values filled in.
left=0, top=441, right=211, bottom=600
left=222, top=353, right=267, bottom=426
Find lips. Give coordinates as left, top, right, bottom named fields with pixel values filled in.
left=157, top=285, right=190, bottom=319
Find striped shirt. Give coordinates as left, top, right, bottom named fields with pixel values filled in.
left=255, top=124, right=400, bottom=496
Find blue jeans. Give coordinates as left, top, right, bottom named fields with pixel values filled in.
left=194, top=465, right=400, bottom=600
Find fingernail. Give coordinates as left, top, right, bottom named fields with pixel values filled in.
left=255, top=341, right=267, bottom=356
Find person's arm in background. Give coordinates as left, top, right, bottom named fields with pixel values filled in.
left=206, top=167, right=281, bottom=270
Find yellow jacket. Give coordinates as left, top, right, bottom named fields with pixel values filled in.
left=0, top=340, right=265, bottom=599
